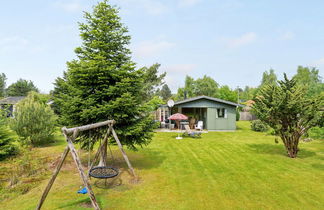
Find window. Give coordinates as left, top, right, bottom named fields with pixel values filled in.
left=216, top=108, right=227, bottom=118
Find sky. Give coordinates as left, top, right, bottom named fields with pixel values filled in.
left=0, top=0, right=324, bottom=93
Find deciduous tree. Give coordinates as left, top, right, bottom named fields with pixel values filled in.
left=0, top=73, right=6, bottom=98
left=217, top=85, right=237, bottom=103
left=293, top=66, right=323, bottom=97
left=141, top=63, right=166, bottom=102
left=176, top=75, right=219, bottom=99
left=158, top=84, right=172, bottom=101
left=260, top=69, right=277, bottom=88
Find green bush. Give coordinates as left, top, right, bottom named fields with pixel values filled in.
left=251, top=120, right=269, bottom=132
left=236, top=109, right=240, bottom=121
left=10, top=92, right=57, bottom=146
left=307, top=127, right=324, bottom=140
left=0, top=118, right=18, bottom=160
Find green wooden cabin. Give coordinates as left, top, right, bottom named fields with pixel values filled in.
left=171, top=96, right=242, bottom=131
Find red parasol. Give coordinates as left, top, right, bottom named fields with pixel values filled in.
left=168, top=113, right=188, bottom=139
left=168, top=113, right=188, bottom=120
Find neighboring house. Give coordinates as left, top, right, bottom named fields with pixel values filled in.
left=0, top=96, right=26, bottom=117
left=239, top=100, right=257, bottom=121
left=158, top=95, right=242, bottom=131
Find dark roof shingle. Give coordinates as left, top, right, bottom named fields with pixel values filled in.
left=0, top=96, right=26, bottom=105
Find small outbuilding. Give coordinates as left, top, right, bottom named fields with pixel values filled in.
left=156, top=96, right=243, bottom=131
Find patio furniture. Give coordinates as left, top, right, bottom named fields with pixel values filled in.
left=195, top=121, right=203, bottom=131
left=183, top=125, right=201, bottom=138
left=170, top=124, right=175, bottom=129
left=168, top=113, right=188, bottom=139
left=180, top=121, right=189, bottom=130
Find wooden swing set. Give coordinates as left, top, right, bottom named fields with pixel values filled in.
left=36, top=120, right=137, bottom=210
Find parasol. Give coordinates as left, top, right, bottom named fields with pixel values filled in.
left=168, top=113, right=188, bottom=139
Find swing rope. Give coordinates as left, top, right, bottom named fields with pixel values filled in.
left=107, top=140, right=115, bottom=166
left=88, top=132, right=91, bottom=169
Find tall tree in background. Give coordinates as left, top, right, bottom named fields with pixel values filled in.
left=176, top=75, right=195, bottom=100
left=0, top=73, right=6, bottom=98
left=159, top=84, right=172, bottom=101
left=194, top=75, right=219, bottom=97
left=240, top=86, right=258, bottom=102
left=141, top=63, right=166, bottom=102
left=6, top=79, right=39, bottom=96
left=253, top=74, right=323, bottom=158
left=260, top=69, right=277, bottom=88
left=217, top=85, right=237, bottom=103
left=293, top=66, right=323, bottom=97
left=53, top=0, right=155, bottom=150
left=176, top=75, right=219, bottom=100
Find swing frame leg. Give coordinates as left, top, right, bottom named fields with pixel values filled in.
left=36, top=145, right=70, bottom=210
left=36, top=134, right=101, bottom=210
left=111, top=127, right=137, bottom=180
left=67, top=137, right=100, bottom=210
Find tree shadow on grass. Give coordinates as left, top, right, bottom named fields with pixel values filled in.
left=311, top=163, right=324, bottom=171
left=247, top=143, right=316, bottom=159
left=105, top=149, right=166, bottom=170
left=131, top=149, right=166, bottom=170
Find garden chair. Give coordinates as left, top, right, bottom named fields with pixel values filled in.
left=183, top=125, right=201, bottom=138
left=195, top=121, right=203, bottom=131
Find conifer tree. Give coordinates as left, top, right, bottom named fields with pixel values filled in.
left=53, top=0, right=155, bottom=150
left=253, top=74, right=323, bottom=158
left=0, top=113, right=17, bottom=160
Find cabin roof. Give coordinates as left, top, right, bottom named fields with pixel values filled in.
left=174, top=95, right=243, bottom=107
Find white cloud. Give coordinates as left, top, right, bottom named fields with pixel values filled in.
left=133, top=39, right=175, bottom=58
left=280, top=31, right=295, bottom=40
left=227, top=32, right=257, bottom=48
left=120, top=0, right=168, bottom=15
left=54, top=0, right=84, bottom=13
left=178, top=0, right=201, bottom=7
left=162, top=64, right=196, bottom=92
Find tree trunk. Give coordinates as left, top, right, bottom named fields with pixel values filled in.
left=98, top=139, right=107, bottom=166
left=281, top=135, right=300, bottom=158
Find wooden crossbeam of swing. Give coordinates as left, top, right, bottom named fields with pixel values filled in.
left=63, top=120, right=115, bottom=135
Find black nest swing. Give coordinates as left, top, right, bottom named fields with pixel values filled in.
left=89, top=166, right=119, bottom=179
left=87, top=133, right=119, bottom=180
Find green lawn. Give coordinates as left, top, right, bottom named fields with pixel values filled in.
left=1, top=122, right=324, bottom=209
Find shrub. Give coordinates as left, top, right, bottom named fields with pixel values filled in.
left=236, top=109, right=240, bottom=121
left=10, top=92, right=57, bottom=146
left=251, top=120, right=269, bottom=132
left=307, top=127, right=324, bottom=140
left=0, top=118, right=18, bottom=160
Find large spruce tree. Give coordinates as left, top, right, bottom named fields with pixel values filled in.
left=53, top=1, right=154, bottom=150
